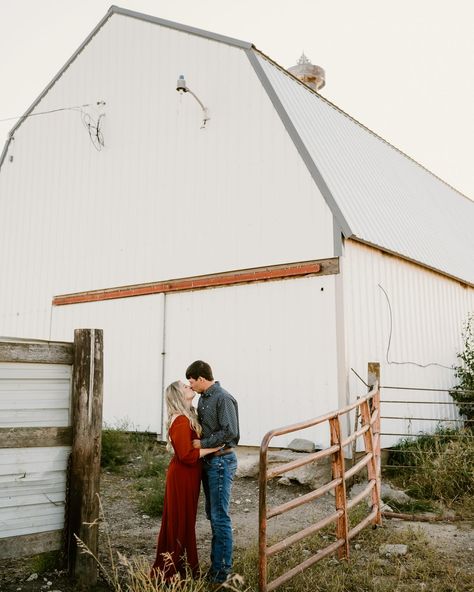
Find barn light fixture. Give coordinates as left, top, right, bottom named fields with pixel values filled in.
left=176, top=74, right=210, bottom=128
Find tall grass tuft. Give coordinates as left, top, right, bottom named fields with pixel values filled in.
left=76, top=496, right=248, bottom=591
left=386, top=427, right=474, bottom=505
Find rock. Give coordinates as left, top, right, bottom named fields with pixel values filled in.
left=142, top=514, right=150, bottom=519
left=288, top=438, right=316, bottom=453
left=380, top=483, right=412, bottom=504
left=379, top=544, right=408, bottom=557
left=381, top=503, right=394, bottom=512
left=26, top=574, right=38, bottom=582
left=267, top=450, right=331, bottom=489
left=277, top=477, right=292, bottom=486
left=354, top=543, right=361, bottom=550
left=235, top=448, right=331, bottom=489
left=349, top=482, right=412, bottom=506
left=235, top=456, right=260, bottom=478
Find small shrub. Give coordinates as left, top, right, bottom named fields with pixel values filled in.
left=28, top=550, right=61, bottom=573
left=450, top=313, right=474, bottom=425
left=101, top=427, right=133, bottom=471
left=101, top=422, right=159, bottom=472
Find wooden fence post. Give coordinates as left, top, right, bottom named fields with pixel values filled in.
left=68, top=329, right=104, bottom=588
left=329, top=416, right=349, bottom=559
left=367, top=362, right=382, bottom=525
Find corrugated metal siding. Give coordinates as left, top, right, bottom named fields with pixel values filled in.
left=52, top=276, right=340, bottom=446
left=257, top=53, right=474, bottom=286
left=164, top=275, right=339, bottom=447
left=0, top=363, right=71, bottom=427
left=0, top=13, right=334, bottom=341
left=51, top=295, right=164, bottom=432
left=343, top=240, right=474, bottom=446
left=0, top=363, right=71, bottom=539
left=0, top=447, right=69, bottom=538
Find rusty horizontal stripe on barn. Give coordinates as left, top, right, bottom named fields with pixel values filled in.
left=52, top=258, right=339, bottom=306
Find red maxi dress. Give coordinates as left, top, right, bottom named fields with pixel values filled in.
left=151, top=415, right=201, bottom=580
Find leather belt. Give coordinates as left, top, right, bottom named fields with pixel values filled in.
left=212, top=447, right=234, bottom=457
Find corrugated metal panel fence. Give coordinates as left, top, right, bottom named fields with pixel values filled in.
left=0, top=331, right=103, bottom=587
left=0, top=339, right=74, bottom=559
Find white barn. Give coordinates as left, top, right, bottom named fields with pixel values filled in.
left=1, top=6, right=473, bottom=447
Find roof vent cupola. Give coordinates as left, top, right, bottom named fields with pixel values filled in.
left=288, top=53, right=326, bottom=91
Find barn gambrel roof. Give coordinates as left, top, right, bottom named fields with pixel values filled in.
left=2, top=5, right=473, bottom=285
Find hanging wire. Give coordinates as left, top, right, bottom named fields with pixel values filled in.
left=2, top=101, right=106, bottom=152
left=0, top=103, right=97, bottom=123
left=80, top=109, right=105, bottom=151
left=378, top=283, right=453, bottom=370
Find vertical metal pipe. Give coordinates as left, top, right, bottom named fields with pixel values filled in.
left=159, top=294, right=167, bottom=440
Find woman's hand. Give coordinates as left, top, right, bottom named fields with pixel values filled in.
left=199, top=445, right=224, bottom=458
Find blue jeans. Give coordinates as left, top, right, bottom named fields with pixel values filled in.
left=202, top=452, right=237, bottom=582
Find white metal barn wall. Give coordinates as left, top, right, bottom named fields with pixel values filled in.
left=0, top=363, right=71, bottom=543
left=52, top=295, right=164, bottom=433
left=164, top=275, right=339, bottom=448
left=50, top=274, right=339, bottom=446
left=0, top=11, right=335, bottom=341
left=342, top=240, right=474, bottom=445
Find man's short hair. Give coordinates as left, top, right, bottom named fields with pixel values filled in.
left=186, top=360, right=214, bottom=381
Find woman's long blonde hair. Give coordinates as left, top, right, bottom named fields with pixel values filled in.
left=165, top=381, right=202, bottom=452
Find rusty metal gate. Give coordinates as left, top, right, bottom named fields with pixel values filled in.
left=258, top=363, right=381, bottom=591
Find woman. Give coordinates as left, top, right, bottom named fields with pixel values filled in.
left=151, top=381, right=222, bottom=581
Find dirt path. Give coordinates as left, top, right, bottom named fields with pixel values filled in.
left=99, top=469, right=335, bottom=568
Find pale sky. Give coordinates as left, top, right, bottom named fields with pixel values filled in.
left=1, top=0, right=473, bottom=198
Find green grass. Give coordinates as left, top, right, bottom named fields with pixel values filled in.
left=137, top=475, right=167, bottom=517
left=101, top=424, right=170, bottom=516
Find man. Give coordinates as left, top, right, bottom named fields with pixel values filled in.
left=186, top=360, right=240, bottom=585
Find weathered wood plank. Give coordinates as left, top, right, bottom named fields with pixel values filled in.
left=0, top=342, right=73, bottom=365
left=0, top=427, right=72, bottom=448
left=68, top=329, right=103, bottom=587
left=0, top=529, right=62, bottom=559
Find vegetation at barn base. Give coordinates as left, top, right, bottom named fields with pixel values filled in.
left=450, top=312, right=474, bottom=425
left=385, top=427, right=474, bottom=511
left=28, top=550, right=61, bottom=574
